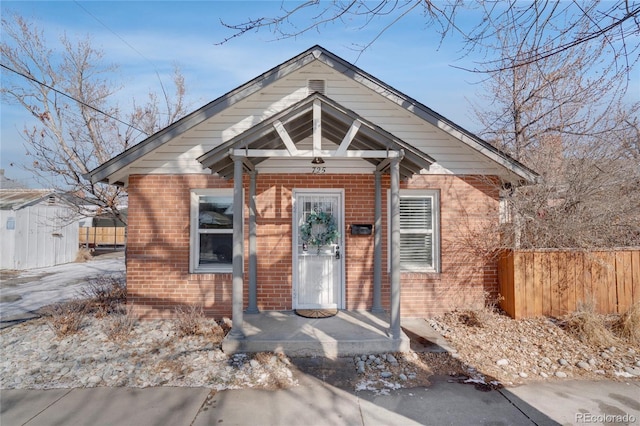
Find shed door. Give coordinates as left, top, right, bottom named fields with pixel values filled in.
left=293, top=191, right=344, bottom=309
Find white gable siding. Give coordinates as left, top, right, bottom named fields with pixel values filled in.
left=120, top=60, right=504, bottom=181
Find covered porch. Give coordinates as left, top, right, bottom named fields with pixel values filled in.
left=199, top=93, right=434, bottom=355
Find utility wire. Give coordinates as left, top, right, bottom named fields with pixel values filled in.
left=73, top=0, right=172, bottom=114
left=0, top=62, right=148, bottom=135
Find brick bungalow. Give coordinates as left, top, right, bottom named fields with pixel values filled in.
left=88, top=46, right=536, bottom=345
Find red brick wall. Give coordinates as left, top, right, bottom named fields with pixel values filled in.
left=399, top=175, right=501, bottom=316
left=126, top=173, right=499, bottom=319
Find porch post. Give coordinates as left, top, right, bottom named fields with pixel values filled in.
left=389, top=156, right=401, bottom=339
left=247, top=170, right=258, bottom=313
left=372, top=170, right=383, bottom=313
left=230, top=157, right=245, bottom=337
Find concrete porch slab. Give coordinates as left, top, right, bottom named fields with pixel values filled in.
left=401, top=317, right=457, bottom=354
left=222, top=310, right=410, bottom=358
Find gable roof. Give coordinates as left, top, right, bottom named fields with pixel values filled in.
left=88, top=45, right=538, bottom=185
left=0, top=189, right=58, bottom=210
left=198, top=92, right=435, bottom=180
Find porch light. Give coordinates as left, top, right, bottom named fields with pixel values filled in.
left=311, top=157, right=325, bottom=164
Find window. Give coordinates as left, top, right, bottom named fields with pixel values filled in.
left=191, top=189, right=236, bottom=273
left=390, top=190, right=440, bottom=272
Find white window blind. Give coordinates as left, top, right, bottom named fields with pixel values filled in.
left=399, top=197, right=433, bottom=270
left=390, top=190, right=439, bottom=272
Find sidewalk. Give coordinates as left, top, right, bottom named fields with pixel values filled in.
left=2, top=375, right=638, bottom=426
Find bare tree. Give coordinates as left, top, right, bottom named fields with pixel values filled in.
left=472, top=11, right=640, bottom=249
left=218, top=1, right=639, bottom=77
left=220, top=1, right=640, bottom=249
left=1, top=13, right=189, bottom=224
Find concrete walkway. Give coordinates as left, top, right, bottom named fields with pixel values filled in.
left=2, top=376, right=638, bottom=426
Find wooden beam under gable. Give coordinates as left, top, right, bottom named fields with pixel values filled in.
left=313, top=99, right=322, bottom=155
left=232, top=148, right=400, bottom=159
left=273, top=120, right=299, bottom=155
left=335, top=120, right=362, bottom=156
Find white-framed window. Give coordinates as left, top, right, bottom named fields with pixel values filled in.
left=389, top=189, right=440, bottom=272
left=190, top=189, right=236, bottom=273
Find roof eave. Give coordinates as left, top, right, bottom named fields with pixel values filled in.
left=88, top=46, right=326, bottom=185
left=89, top=44, right=538, bottom=185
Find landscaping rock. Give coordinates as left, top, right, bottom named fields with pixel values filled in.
left=577, top=361, right=591, bottom=370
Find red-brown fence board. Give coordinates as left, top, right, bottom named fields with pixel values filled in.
left=499, top=249, right=639, bottom=318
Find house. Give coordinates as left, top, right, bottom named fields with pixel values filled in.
left=0, top=171, right=79, bottom=270
left=88, top=46, right=536, bottom=353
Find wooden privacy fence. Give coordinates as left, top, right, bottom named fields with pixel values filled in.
left=498, top=249, right=640, bottom=319
left=79, top=227, right=126, bottom=248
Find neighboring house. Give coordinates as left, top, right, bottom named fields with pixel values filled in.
left=88, top=46, right=537, bottom=338
left=0, top=172, right=79, bottom=270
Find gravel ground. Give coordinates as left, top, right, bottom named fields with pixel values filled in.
left=1, top=307, right=638, bottom=392
left=430, top=309, right=640, bottom=386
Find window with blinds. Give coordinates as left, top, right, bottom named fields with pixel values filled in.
left=392, top=190, right=440, bottom=272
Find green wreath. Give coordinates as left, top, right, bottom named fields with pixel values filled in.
left=300, top=210, right=340, bottom=247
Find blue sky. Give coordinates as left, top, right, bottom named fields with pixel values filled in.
left=1, top=1, right=637, bottom=187
left=0, top=1, right=484, bottom=186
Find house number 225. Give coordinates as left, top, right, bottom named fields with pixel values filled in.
left=311, top=167, right=326, bottom=174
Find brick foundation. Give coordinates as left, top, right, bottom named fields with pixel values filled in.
left=126, top=173, right=500, bottom=319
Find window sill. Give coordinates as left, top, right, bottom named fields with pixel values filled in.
left=401, top=269, right=440, bottom=275
left=191, top=267, right=233, bottom=274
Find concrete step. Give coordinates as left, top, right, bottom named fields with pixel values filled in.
left=221, top=310, right=410, bottom=357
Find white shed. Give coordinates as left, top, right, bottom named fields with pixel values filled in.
left=0, top=189, right=79, bottom=270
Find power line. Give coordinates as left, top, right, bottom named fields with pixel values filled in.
left=0, top=62, right=148, bottom=135
left=72, top=0, right=172, bottom=110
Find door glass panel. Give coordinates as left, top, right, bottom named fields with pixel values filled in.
left=295, top=193, right=342, bottom=309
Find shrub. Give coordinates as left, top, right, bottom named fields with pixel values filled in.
left=103, top=305, right=137, bottom=341
left=174, top=305, right=205, bottom=336
left=78, top=273, right=126, bottom=315
left=43, top=300, right=88, bottom=337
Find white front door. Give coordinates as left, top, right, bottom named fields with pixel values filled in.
left=293, top=190, right=344, bottom=309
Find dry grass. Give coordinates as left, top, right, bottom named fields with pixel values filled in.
left=102, top=305, right=137, bottom=341
left=74, top=248, right=93, bottom=263
left=209, top=322, right=227, bottom=344
left=43, top=300, right=88, bottom=337
left=441, top=292, right=506, bottom=329
left=173, top=305, right=228, bottom=341
left=612, top=302, right=640, bottom=345
left=561, top=301, right=619, bottom=348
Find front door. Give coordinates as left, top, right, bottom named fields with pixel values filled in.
left=293, top=190, right=344, bottom=309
